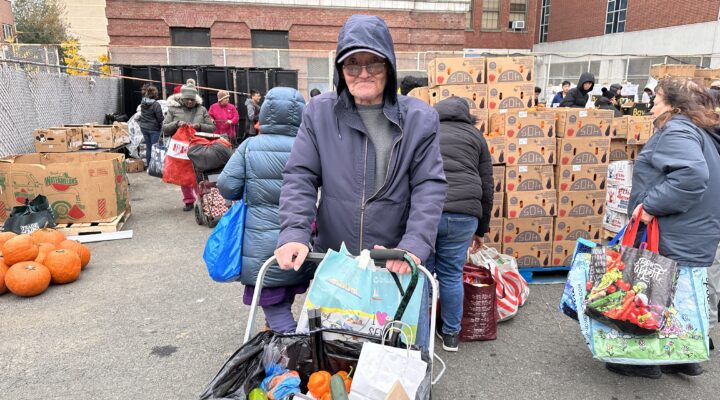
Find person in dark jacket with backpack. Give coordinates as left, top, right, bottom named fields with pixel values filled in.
left=138, top=85, right=164, bottom=168
left=560, top=72, right=595, bottom=108
left=607, top=78, right=720, bottom=379
left=217, top=87, right=310, bottom=333
left=429, top=97, right=493, bottom=352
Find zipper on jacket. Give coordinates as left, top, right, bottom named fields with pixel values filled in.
left=359, top=137, right=369, bottom=254
left=359, top=112, right=404, bottom=254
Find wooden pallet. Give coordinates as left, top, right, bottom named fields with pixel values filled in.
left=56, top=208, right=131, bottom=236
left=519, top=266, right=571, bottom=284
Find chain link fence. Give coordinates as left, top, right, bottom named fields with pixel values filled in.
left=0, top=64, right=121, bottom=157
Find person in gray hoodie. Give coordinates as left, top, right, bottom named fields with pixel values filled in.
left=275, top=14, right=447, bottom=346
left=607, top=78, right=720, bottom=379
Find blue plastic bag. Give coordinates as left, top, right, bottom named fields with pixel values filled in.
left=202, top=200, right=246, bottom=282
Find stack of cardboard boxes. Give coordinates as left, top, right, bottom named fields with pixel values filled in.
left=33, top=123, right=130, bottom=153
left=603, top=160, right=634, bottom=238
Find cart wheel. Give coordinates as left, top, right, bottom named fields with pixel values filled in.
left=208, top=218, right=218, bottom=229
left=194, top=204, right=204, bottom=225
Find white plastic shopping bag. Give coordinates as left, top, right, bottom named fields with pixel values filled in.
left=349, top=341, right=427, bottom=400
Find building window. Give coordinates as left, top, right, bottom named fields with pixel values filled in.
left=3, top=23, right=15, bottom=41
left=465, top=1, right=474, bottom=31
left=251, top=30, right=290, bottom=68
left=539, top=0, right=551, bottom=43
left=481, top=0, right=501, bottom=31
left=605, top=0, right=627, bottom=34
left=170, top=28, right=211, bottom=47
left=508, top=0, right=528, bottom=31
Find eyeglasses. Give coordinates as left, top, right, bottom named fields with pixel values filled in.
left=342, top=62, right=386, bottom=77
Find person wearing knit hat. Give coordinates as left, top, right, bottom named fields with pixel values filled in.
left=209, top=90, right=239, bottom=144
left=162, top=78, right=215, bottom=211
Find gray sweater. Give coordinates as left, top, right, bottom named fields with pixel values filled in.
left=357, top=104, right=394, bottom=192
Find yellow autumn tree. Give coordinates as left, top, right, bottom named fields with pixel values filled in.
left=60, top=39, right=90, bottom=76
left=97, top=53, right=111, bottom=76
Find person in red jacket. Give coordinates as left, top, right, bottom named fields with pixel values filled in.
left=208, top=90, right=240, bottom=145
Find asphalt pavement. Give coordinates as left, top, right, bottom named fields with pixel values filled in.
left=1, top=173, right=718, bottom=400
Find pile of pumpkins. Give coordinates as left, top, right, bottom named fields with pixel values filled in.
left=0, top=229, right=91, bottom=297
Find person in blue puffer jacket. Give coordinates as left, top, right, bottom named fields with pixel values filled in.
left=217, top=87, right=310, bottom=333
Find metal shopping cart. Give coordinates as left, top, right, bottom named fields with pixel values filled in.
left=199, top=249, right=445, bottom=399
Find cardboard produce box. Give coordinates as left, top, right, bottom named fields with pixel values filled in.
left=607, top=160, right=633, bottom=186
left=606, top=182, right=632, bottom=213
left=486, top=218, right=503, bottom=245
left=610, top=140, right=642, bottom=161
left=124, top=158, right=145, bottom=173
left=611, top=116, right=628, bottom=139
left=505, top=190, right=557, bottom=218
left=471, top=109, right=489, bottom=135
left=557, top=137, right=611, bottom=165
left=492, top=192, right=504, bottom=219
left=506, top=137, right=556, bottom=166
left=503, top=242, right=552, bottom=268
left=503, top=217, right=553, bottom=244
left=552, top=240, right=577, bottom=267
left=555, top=108, right=614, bottom=138
left=486, top=135, right=506, bottom=165
left=83, top=125, right=115, bottom=148
left=487, top=83, right=536, bottom=111
left=554, top=216, right=603, bottom=242
left=34, top=128, right=83, bottom=153
left=408, top=87, right=431, bottom=104
left=505, top=165, right=554, bottom=192
left=557, top=190, right=605, bottom=218
left=427, top=57, right=486, bottom=87
left=489, top=110, right=556, bottom=138
left=492, top=166, right=505, bottom=193
left=627, top=116, right=654, bottom=145
left=0, top=153, right=129, bottom=224
left=556, top=164, right=608, bottom=192
left=113, top=123, right=131, bottom=146
left=603, top=208, right=628, bottom=233
left=429, top=84, right=488, bottom=109
left=650, top=64, right=696, bottom=79
left=486, top=56, right=534, bottom=83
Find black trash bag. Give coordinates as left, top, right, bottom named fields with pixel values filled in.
left=105, top=113, right=129, bottom=124
left=188, top=142, right=233, bottom=173
left=2, top=195, right=56, bottom=234
left=198, top=332, right=313, bottom=400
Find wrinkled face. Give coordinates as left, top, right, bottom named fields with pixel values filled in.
left=182, top=98, right=196, bottom=108
left=562, top=83, right=570, bottom=93
left=252, top=93, right=261, bottom=104
left=582, top=82, right=593, bottom=91
left=651, top=89, right=672, bottom=117
left=342, top=52, right=387, bottom=105
left=220, top=98, right=229, bottom=106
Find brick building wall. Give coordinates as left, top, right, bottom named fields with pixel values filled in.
left=626, top=0, right=720, bottom=32
left=465, top=0, right=540, bottom=50
left=106, top=0, right=467, bottom=51
left=0, top=0, right=14, bottom=42
left=543, top=0, right=720, bottom=43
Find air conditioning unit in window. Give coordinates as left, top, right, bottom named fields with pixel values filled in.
left=509, top=20, right=526, bottom=30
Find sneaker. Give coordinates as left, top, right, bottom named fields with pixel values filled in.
left=435, top=329, right=459, bottom=352
left=605, top=363, right=662, bottom=379
left=183, top=203, right=193, bottom=212
left=660, top=363, right=704, bottom=376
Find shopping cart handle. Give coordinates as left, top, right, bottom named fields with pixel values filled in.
left=369, top=249, right=407, bottom=262
left=304, top=252, right=326, bottom=263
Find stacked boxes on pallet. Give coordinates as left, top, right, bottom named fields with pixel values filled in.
left=604, top=160, right=634, bottom=238
left=552, top=108, right=611, bottom=266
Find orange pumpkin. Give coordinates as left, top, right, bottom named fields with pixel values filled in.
left=30, top=228, right=66, bottom=246
left=35, top=243, right=56, bottom=264
left=4, top=261, right=51, bottom=297
left=58, top=240, right=91, bottom=269
left=44, top=249, right=81, bottom=284
left=0, top=258, right=9, bottom=295
left=0, top=232, right=17, bottom=248
left=2, top=234, right=39, bottom=265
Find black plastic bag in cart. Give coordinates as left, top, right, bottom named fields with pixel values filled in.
left=198, top=330, right=433, bottom=400
left=148, top=138, right=167, bottom=178
left=2, top=195, right=56, bottom=234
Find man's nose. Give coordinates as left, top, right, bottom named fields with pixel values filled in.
left=357, top=65, right=372, bottom=78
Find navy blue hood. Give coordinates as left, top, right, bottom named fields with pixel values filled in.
left=334, top=14, right=398, bottom=105
left=259, top=87, right=306, bottom=137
